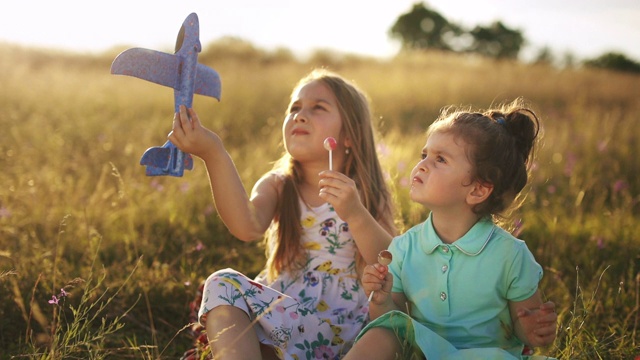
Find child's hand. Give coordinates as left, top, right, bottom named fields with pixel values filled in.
left=362, top=263, right=393, bottom=305
left=318, top=170, right=365, bottom=223
left=516, top=301, right=557, bottom=347
left=168, top=105, right=221, bottom=161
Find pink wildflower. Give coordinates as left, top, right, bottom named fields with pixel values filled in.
left=597, top=140, right=608, bottom=152
left=180, top=181, right=190, bottom=193
left=150, top=179, right=164, bottom=192
left=195, top=241, right=205, bottom=251
left=203, top=204, right=215, bottom=216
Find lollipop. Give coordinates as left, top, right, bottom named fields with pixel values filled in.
left=368, top=250, right=393, bottom=301
left=323, top=137, right=337, bottom=170
left=378, top=250, right=393, bottom=266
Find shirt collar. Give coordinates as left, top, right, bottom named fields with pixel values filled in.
left=420, top=213, right=496, bottom=256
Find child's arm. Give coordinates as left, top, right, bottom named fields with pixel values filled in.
left=169, top=106, right=278, bottom=241
left=508, top=289, right=557, bottom=347
left=318, top=170, right=395, bottom=264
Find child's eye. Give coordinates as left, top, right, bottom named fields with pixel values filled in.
left=436, top=155, right=446, bottom=163
left=314, top=104, right=326, bottom=111
left=421, top=153, right=427, bottom=160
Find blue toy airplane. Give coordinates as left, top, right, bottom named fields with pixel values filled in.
left=110, top=13, right=221, bottom=176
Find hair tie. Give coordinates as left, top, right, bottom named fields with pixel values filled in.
left=496, top=117, right=506, bottom=126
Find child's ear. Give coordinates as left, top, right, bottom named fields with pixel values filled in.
left=467, top=181, right=493, bottom=205
left=343, top=136, right=352, bottom=149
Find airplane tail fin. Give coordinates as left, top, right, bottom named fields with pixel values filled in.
left=140, top=141, right=193, bottom=177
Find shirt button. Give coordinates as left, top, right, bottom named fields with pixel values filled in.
left=442, top=246, right=449, bottom=253
left=440, top=292, right=447, bottom=301
left=441, top=265, right=448, bottom=273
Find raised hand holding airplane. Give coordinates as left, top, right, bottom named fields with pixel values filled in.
left=111, top=13, right=221, bottom=176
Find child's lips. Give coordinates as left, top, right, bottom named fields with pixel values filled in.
left=291, top=128, right=309, bottom=136
left=412, top=176, right=424, bottom=184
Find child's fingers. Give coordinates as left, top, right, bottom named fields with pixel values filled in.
left=187, top=107, right=200, bottom=129
left=540, top=301, right=556, bottom=312
left=363, top=267, right=383, bottom=283
left=169, top=112, right=183, bottom=140
left=538, top=311, right=558, bottom=324
left=362, top=266, right=385, bottom=287
left=373, top=263, right=388, bottom=278
left=533, top=323, right=557, bottom=339
left=516, top=307, right=532, bottom=318
left=178, top=105, right=191, bottom=132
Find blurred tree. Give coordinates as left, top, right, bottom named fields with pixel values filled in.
left=583, top=52, right=640, bottom=73
left=561, top=51, right=577, bottom=69
left=467, top=21, right=524, bottom=59
left=389, top=2, right=462, bottom=51
left=533, top=46, right=554, bottom=66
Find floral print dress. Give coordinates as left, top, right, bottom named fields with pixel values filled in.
left=193, top=201, right=369, bottom=360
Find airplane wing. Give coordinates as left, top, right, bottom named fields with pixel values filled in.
left=194, top=63, right=222, bottom=100
left=110, top=48, right=180, bottom=89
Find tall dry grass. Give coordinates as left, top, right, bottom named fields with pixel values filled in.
left=0, top=40, right=638, bottom=358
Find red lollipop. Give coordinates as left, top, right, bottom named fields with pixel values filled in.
left=324, top=137, right=337, bottom=170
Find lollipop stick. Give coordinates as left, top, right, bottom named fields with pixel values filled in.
left=329, top=150, right=333, bottom=171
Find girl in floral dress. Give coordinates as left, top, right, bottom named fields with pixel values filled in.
left=170, top=69, right=396, bottom=359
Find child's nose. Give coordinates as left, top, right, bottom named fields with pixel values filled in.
left=418, top=159, right=430, bottom=173
left=293, top=110, right=308, bottom=123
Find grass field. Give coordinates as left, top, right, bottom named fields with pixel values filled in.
left=1, top=40, right=639, bottom=359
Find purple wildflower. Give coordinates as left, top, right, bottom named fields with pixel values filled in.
left=563, top=153, right=577, bottom=177
left=48, top=295, right=59, bottom=305
left=613, top=180, right=628, bottom=193
left=512, top=219, right=523, bottom=237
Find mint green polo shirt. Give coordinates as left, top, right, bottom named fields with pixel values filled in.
left=385, top=213, right=542, bottom=357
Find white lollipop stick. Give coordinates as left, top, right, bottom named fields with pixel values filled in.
left=323, top=137, right=337, bottom=171
left=369, top=250, right=393, bottom=301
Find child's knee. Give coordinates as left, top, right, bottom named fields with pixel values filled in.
left=351, top=327, right=403, bottom=359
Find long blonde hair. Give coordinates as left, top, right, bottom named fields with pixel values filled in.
left=263, top=69, right=395, bottom=281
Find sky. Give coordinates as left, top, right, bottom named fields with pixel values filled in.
left=1, top=0, right=639, bottom=61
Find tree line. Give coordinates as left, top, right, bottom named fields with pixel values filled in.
left=390, top=2, right=640, bottom=73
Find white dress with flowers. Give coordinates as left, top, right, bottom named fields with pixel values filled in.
left=198, top=201, right=369, bottom=360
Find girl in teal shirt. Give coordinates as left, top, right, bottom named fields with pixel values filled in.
left=345, top=99, right=557, bottom=359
